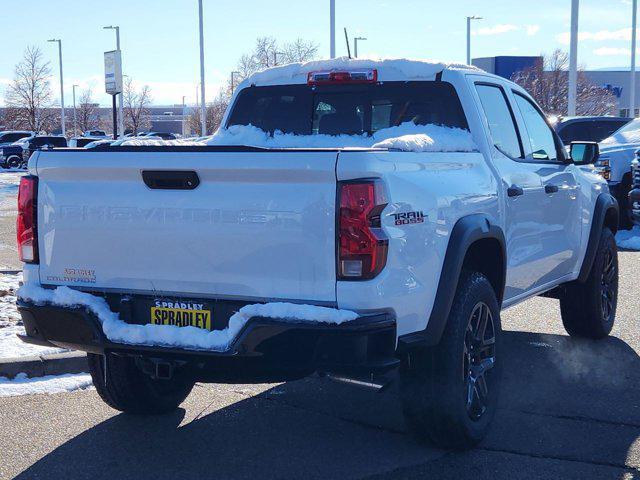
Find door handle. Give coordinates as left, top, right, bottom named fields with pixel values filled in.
left=507, top=185, right=524, bottom=197
left=545, top=184, right=559, bottom=194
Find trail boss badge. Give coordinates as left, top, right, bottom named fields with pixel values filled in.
left=393, top=211, right=425, bottom=225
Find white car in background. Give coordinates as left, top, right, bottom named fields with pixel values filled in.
left=597, top=119, right=640, bottom=229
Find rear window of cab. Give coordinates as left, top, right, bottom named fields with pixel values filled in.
left=227, top=81, right=469, bottom=136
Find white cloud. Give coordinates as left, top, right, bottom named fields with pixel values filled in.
left=593, top=47, right=631, bottom=56
left=556, top=28, right=632, bottom=45
left=526, top=25, right=540, bottom=36
left=475, top=24, right=519, bottom=36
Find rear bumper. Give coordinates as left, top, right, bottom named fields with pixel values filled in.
left=17, top=299, right=398, bottom=381
left=630, top=188, right=640, bottom=225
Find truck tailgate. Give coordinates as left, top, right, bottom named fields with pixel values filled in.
left=35, top=149, right=338, bottom=302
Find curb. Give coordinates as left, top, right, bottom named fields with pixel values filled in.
left=0, top=351, right=88, bottom=379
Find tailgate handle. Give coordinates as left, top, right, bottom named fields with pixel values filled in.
left=142, top=170, right=200, bottom=190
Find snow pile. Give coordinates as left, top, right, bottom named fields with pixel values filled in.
left=207, top=123, right=477, bottom=152
left=240, top=57, right=478, bottom=88
left=0, top=325, right=66, bottom=359
left=371, top=125, right=477, bottom=152
left=616, top=226, right=640, bottom=250
left=17, top=284, right=359, bottom=352
left=0, top=372, right=92, bottom=397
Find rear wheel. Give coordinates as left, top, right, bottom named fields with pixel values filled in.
left=6, top=156, right=22, bottom=169
left=560, top=227, right=618, bottom=339
left=88, top=353, right=195, bottom=414
left=400, top=271, right=502, bottom=449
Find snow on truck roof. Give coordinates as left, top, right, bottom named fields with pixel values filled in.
left=238, top=57, right=480, bottom=88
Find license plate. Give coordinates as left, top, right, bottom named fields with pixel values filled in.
left=150, top=300, right=212, bottom=330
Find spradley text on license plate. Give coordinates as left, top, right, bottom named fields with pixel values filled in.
left=150, top=300, right=211, bottom=330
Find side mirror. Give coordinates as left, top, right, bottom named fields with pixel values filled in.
left=570, top=141, right=600, bottom=165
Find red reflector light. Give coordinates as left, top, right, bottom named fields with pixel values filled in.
left=17, top=176, right=38, bottom=264
left=338, top=180, right=388, bottom=280
left=307, top=69, right=378, bottom=85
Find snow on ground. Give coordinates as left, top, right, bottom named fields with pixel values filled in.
left=0, top=372, right=92, bottom=397
left=18, top=283, right=358, bottom=352
left=617, top=226, right=640, bottom=251
left=207, top=123, right=478, bottom=152
left=0, top=272, right=66, bottom=359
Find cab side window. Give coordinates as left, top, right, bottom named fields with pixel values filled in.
left=513, top=93, right=560, bottom=162
left=475, top=84, right=523, bottom=159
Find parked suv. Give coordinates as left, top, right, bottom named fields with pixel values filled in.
left=0, top=131, right=33, bottom=147
left=17, top=59, right=619, bottom=449
left=597, top=119, right=640, bottom=229
left=630, top=154, right=640, bottom=225
left=2, top=135, right=67, bottom=168
left=555, top=116, right=631, bottom=145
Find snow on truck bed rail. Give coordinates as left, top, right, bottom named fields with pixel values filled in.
left=117, top=123, right=477, bottom=152
left=206, top=123, right=478, bottom=152
left=17, top=284, right=359, bottom=352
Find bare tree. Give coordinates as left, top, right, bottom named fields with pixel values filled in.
left=188, top=93, right=229, bottom=135
left=123, top=78, right=152, bottom=134
left=3, top=46, right=57, bottom=132
left=76, top=90, right=100, bottom=133
left=232, top=36, right=319, bottom=85
left=511, top=49, right=616, bottom=116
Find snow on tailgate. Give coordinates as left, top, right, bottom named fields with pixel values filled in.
left=17, top=284, right=358, bottom=352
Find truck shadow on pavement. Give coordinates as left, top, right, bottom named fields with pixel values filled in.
left=15, top=331, right=640, bottom=480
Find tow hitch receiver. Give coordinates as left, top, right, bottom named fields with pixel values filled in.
left=136, top=357, right=185, bottom=380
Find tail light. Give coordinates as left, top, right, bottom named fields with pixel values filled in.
left=17, top=176, right=38, bottom=263
left=308, top=69, right=377, bottom=85
left=338, top=180, right=388, bottom=280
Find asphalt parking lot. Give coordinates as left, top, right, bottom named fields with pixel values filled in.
left=1, top=249, right=639, bottom=480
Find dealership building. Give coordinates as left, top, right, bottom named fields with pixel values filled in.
left=472, top=55, right=640, bottom=117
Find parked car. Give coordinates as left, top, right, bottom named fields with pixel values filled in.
left=630, top=154, right=640, bottom=226
left=17, top=59, right=619, bottom=450
left=0, top=130, right=33, bottom=147
left=69, top=137, right=103, bottom=148
left=138, top=131, right=178, bottom=140
left=596, top=118, right=640, bottom=229
left=82, top=130, right=108, bottom=138
left=554, top=116, right=631, bottom=145
left=83, top=139, right=114, bottom=149
left=1, top=135, right=67, bottom=168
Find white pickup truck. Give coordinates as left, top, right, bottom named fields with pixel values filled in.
left=16, top=59, right=619, bottom=449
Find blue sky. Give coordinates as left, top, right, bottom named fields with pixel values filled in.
left=0, top=0, right=636, bottom=106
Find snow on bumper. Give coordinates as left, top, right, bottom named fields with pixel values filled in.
left=16, top=284, right=360, bottom=352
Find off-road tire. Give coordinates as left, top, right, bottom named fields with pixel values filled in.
left=88, top=353, right=195, bottom=414
left=400, top=270, right=502, bottom=450
left=560, top=227, right=618, bottom=339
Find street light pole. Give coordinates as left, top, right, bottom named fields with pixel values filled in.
left=354, top=37, right=367, bottom=58
left=198, top=0, right=206, bottom=136
left=568, top=0, right=579, bottom=116
left=103, top=26, right=124, bottom=136
left=466, top=16, right=482, bottom=65
left=631, top=0, right=637, bottom=118
left=48, top=39, right=65, bottom=136
left=231, top=71, right=240, bottom=92
left=72, top=84, right=78, bottom=136
left=330, top=0, right=336, bottom=58
left=182, top=95, right=186, bottom=137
